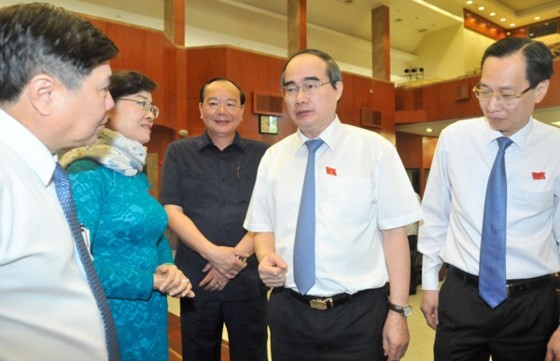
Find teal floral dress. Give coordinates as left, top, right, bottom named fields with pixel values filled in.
left=66, top=158, right=172, bottom=361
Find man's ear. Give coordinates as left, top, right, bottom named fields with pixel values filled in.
left=27, top=75, right=57, bottom=116
left=534, top=79, right=549, bottom=104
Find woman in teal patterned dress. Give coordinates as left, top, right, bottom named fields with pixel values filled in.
left=61, top=70, right=194, bottom=361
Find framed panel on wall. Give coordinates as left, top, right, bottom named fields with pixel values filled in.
left=259, top=115, right=279, bottom=135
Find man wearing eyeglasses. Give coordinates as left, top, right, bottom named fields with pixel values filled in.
left=160, top=78, right=269, bottom=361
left=244, top=49, right=422, bottom=361
left=419, top=37, right=560, bottom=360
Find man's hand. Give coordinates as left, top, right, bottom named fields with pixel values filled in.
left=258, top=253, right=287, bottom=287
left=545, top=326, right=560, bottom=361
left=420, top=289, right=439, bottom=330
left=199, top=263, right=229, bottom=291
left=206, top=245, right=248, bottom=279
left=382, top=311, right=410, bottom=361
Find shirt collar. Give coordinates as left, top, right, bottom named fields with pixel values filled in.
left=199, top=130, right=244, bottom=152
left=0, top=108, right=56, bottom=187
left=483, top=116, right=533, bottom=152
left=295, top=115, right=340, bottom=152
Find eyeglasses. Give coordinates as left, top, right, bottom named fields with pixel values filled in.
left=281, top=80, right=331, bottom=97
left=202, top=100, right=241, bottom=112
left=472, top=84, right=533, bottom=105
left=119, top=98, right=160, bottom=119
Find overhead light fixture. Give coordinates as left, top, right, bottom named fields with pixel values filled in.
left=426, top=128, right=433, bottom=133
left=500, top=18, right=507, bottom=22
left=534, top=16, right=541, bottom=21
left=510, top=23, right=516, bottom=27
left=466, top=1, right=473, bottom=4
left=478, top=6, right=485, bottom=11
left=489, top=12, right=496, bottom=17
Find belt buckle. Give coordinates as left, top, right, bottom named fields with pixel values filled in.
left=309, top=297, right=333, bottom=310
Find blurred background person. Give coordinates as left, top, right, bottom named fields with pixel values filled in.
left=61, top=70, right=194, bottom=361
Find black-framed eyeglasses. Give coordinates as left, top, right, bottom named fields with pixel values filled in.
left=281, top=80, right=331, bottom=97
left=472, top=84, right=533, bottom=105
left=119, top=98, right=160, bottom=119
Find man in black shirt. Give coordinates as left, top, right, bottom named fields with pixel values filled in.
left=160, top=77, right=269, bottom=361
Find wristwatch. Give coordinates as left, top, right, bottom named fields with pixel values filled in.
left=388, top=303, right=413, bottom=318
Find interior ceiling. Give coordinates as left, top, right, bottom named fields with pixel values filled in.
left=77, top=0, right=560, bottom=136
left=83, top=0, right=560, bottom=55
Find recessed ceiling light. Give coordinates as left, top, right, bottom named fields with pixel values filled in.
left=466, top=0, right=473, bottom=4
left=534, top=16, right=541, bottom=20
left=500, top=18, right=507, bottom=22
left=489, top=12, right=496, bottom=17
left=426, top=128, right=433, bottom=133
left=478, top=6, right=485, bottom=11
left=509, top=23, right=516, bottom=27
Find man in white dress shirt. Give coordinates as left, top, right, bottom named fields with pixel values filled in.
left=419, top=37, right=560, bottom=361
left=244, top=49, right=422, bottom=361
left=0, top=4, right=119, bottom=360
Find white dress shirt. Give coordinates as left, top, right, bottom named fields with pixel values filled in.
left=419, top=117, right=560, bottom=290
left=245, top=117, right=422, bottom=296
left=0, top=109, right=107, bottom=360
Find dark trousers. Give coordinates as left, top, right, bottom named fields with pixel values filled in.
left=268, top=287, right=388, bottom=361
left=180, top=296, right=267, bottom=361
left=435, top=269, right=558, bottom=361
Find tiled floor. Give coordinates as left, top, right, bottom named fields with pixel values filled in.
left=167, top=288, right=435, bottom=361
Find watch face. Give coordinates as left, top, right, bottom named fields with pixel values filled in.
left=403, top=306, right=412, bottom=317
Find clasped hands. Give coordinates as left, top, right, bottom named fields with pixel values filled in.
left=153, top=264, right=195, bottom=298
left=200, top=245, right=248, bottom=291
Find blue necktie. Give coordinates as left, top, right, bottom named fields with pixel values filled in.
left=294, top=139, right=324, bottom=295
left=53, top=163, right=121, bottom=360
left=479, top=137, right=513, bottom=309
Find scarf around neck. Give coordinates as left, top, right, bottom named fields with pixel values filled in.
left=60, top=128, right=147, bottom=176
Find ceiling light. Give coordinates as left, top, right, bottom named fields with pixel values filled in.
left=489, top=12, right=496, bottom=17
left=478, top=6, right=485, bottom=11
left=466, top=0, right=473, bottom=4
left=534, top=16, right=541, bottom=20
left=426, top=128, right=433, bottom=133
left=509, top=23, right=516, bottom=27
left=500, top=18, right=506, bottom=22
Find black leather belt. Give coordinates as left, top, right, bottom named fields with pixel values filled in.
left=448, top=265, right=552, bottom=297
left=283, top=288, right=366, bottom=311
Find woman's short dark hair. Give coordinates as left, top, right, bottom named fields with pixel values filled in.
left=109, top=70, right=157, bottom=99
left=481, top=37, right=554, bottom=88
left=199, top=77, right=246, bottom=105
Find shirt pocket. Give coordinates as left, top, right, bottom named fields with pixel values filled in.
left=181, top=172, right=215, bottom=208
left=511, top=188, right=554, bottom=216
left=326, top=176, right=375, bottom=225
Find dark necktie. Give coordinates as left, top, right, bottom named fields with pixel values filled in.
left=479, top=137, right=513, bottom=309
left=53, top=163, right=121, bottom=360
left=294, top=139, right=324, bottom=295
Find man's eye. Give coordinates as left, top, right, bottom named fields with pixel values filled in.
left=286, top=87, right=297, bottom=93
left=304, top=83, right=318, bottom=90
left=501, top=93, right=515, bottom=100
